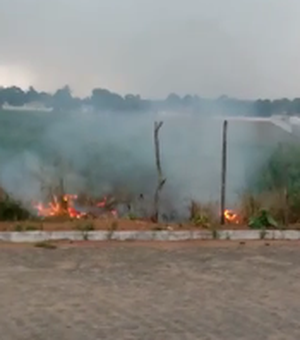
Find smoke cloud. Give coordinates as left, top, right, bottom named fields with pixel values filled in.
left=0, top=108, right=287, bottom=220
left=1, top=0, right=300, bottom=98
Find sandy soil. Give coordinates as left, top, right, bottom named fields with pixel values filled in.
left=1, top=241, right=300, bottom=339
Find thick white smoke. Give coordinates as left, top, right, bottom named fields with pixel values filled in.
left=0, top=109, right=289, bottom=219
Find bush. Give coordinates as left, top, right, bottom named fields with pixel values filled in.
left=0, top=194, right=31, bottom=221
left=248, top=209, right=278, bottom=230
left=239, top=191, right=285, bottom=224
left=189, top=200, right=218, bottom=228
left=249, top=143, right=300, bottom=223
left=254, top=143, right=300, bottom=193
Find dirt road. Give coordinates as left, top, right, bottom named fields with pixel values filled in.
left=0, top=241, right=299, bottom=339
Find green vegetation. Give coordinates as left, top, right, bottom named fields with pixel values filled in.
left=0, top=109, right=52, bottom=151
left=243, top=143, right=300, bottom=225
left=2, top=84, right=300, bottom=115
left=0, top=105, right=300, bottom=228
left=188, top=143, right=300, bottom=228
left=127, top=212, right=138, bottom=220
left=248, top=210, right=278, bottom=230
left=189, top=200, right=218, bottom=228
left=211, top=228, right=220, bottom=239
left=0, top=194, right=31, bottom=221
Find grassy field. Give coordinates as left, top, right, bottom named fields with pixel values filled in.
left=0, top=109, right=56, bottom=154
left=0, top=108, right=299, bottom=227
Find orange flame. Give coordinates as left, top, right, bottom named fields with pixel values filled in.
left=34, top=194, right=84, bottom=219
left=224, top=209, right=240, bottom=224
left=96, top=196, right=117, bottom=217
left=33, top=194, right=117, bottom=219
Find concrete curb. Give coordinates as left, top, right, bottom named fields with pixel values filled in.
left=0, top=230, right=299, bottom=243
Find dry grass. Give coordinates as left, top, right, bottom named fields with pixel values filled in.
left=34, top=241, right=57, bottom=249
left=0, top=180, right=298, bottom=230
left=0, top=218, right=200, bottom=232
left=238, top=190, right=286, bottom=224
left=189, top=200, right=219, bottom=228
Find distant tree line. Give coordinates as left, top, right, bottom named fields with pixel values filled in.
left=1, top=85, right=300, bottom=116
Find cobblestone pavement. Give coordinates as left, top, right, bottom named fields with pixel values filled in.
left=1, top=241, right=300, bottom=339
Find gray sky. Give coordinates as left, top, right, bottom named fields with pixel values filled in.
left=0, top=0, right=300, bottom=99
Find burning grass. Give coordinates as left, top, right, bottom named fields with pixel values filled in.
left=0, top=188, right=290, bottom=231
left=0, top=185, right=120, bottom=223
left=0, top=142, right=300, bottom=231
left=188, top=200, right=242, bottom=228
left=33, top=194, right=117, bottom=219
left=0, top=188, right=250, bottom=231
left=189, top=190, right=298, bottom=230
left=0, top=182, right=298, bottom=231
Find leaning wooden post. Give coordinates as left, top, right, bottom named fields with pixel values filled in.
left=152, top=121, right=166, bottom=223
left=220, top=120, right=228, bottom=225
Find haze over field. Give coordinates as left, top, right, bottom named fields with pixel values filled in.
left=0, top=109, right=293, bottom=220
left=1, top=0, right=300, bottom=99
left=0, top=0, right=299, bottom=220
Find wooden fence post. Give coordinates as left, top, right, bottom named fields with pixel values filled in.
left=220, top=120, right=228, bottom=225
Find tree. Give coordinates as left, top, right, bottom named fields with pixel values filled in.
left=182, top=94, right=193, bottom=107
left=2, top=86, right=26, bottom=106
left=254, top=99, right=272, bottom=117
left=91, top=88, right=124, bottom=111
left=0, top=83, right=300, bottom=116
left=272, top=98, right=291, bottom=115
left=0, top=87, right=4, bottom=108
left=25, top=86, right=40, bottom=103
left=166, top=93, right=181, bottom=108
left=39, top=91, right=53, bottom=108
left=52, top=85, right=76, bottom=111
left=290, top=98, right=300, bottom=114
left=124, top=94, right=142, bottom=111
